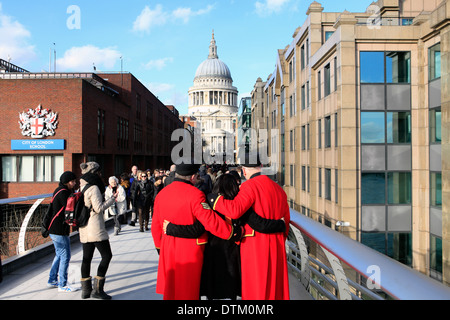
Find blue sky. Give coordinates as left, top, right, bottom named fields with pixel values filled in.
left=0, top=0, right=370, bottom=115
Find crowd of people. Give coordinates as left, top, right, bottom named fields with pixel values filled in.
left=39, top=157, right=291, bottom=300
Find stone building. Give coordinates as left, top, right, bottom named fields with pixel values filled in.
left=188, top=31, right=238, bottom=163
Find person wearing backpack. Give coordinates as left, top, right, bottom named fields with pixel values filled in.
left=78, top=162, right=117, bottom=300
left=44, top=171, right=79, bottom=293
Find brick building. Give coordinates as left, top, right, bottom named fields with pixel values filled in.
left=0, top=66, right=184, bottom=199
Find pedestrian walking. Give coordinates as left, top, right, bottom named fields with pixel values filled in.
left=128, top=165, right=138, bottom=226
left=78, top=162, right=117, bottom=300
left=209, top=154, right=291, bottom=300
left=105, top=176, right=127, bottom=236
left=41, top=171, right=79, bottom=292
left=151, top=163, right=236, bottom=300
left=132, top=170, right=154, bottom=232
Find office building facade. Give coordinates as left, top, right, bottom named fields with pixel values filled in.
left=252, top=0, right=449, bottom=284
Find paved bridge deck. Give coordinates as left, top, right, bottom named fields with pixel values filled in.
left=0, top=220, right=311, bottom=301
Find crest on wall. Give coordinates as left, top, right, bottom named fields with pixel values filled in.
left=18, top=104, right=59, bottom=138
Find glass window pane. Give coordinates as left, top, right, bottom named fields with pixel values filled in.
left=361, top=232, right=386, bottom=255
left=360, top=52, right=385, bottom=83
left=53, top=156, right=64, bottom=182
left=430, top=235, right=442, bottom=273
left=387, top=233, right=412, bottom=266
left=361, top=112, right=385, bottom=143
left=2, top=156, right=16, bottom=182
left=386, top=52, right=411, bottom=83
left=430, top=109, right=441, bottom=143
left=361, top=173, right=385, bottom=204
left=430, top=172, right=442, bottom=207
left=429, top=43, right=441, bottom=80
left=387, top=172, right=411, bottom=204
left=36, top=156, right=52, bottom=182
left=387, top=112, right=411, bottom=143
left=19, top=156, right=34, bottom=182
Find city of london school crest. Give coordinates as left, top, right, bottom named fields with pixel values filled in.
left=18, top=104, right=58, bottom=139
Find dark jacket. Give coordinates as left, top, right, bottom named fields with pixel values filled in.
left=46, top=184, right=72, bottom=236
left=133, top=180, right=154, bottom=208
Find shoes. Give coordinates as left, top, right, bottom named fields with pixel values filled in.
left=129, top=221, right=135, bottom=226
left=58, top=285, right=80, bottom=293
left=47, top=281, right=58, bottom=289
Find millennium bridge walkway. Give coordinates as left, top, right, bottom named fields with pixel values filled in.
left=1, top=193, right=449, bottom=302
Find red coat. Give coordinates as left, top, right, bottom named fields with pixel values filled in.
left=152, top=179, right=233, bottom=300
left=213, top=173, right=290, bottom=300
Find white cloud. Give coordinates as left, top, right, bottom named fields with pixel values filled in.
left=133, top=4, right=214, bottom=33
left=172, top=5, right=214, bottom=23
left=146, top=82, right=188, bottom=109
left=255, top=0, right=291, bottom=16
left=143, top=57, right=174, bottom=70
left=146, top=82, right=175, bottom=96
left=56, top=45, right=121, bottom=72
left=0, top=3, right=36, bottom=65
left=133, top=4, right=168, bottom=33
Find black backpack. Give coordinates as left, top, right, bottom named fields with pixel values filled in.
left=64, top=184, right=92, bottom=227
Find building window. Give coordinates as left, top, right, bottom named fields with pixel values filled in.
left=324, top=116, right=331, bottom=148
left=97, top=109, right=105, bottom=148
left=301, top=84, right=306, bottom=110
left=335, top=169, right=338, bottom=203
left=430, top=172, right=442, bottom=207
left=430, top=235, right=443, bottom=276
left=325, top=31, right=334, bottom=42
left=301, top=125, right=306, bottom=150
left=429, top=43, right=441, bottom=80
left=318, top=168, right=322, bottom=197
left=325, top=168, right=331, bottom=200
left=318, top=119, right=322, bottom=148
left=301, top=44, right=305, bottom=70
left=361, top=173, right=386, bottom=204
left=302, top=166, right=306, bottom=191
left=335, top=113, right=338, bottom=147
left=361, top=112, right=385, bottom=143
left=386, top=51, right=411, bottom=84
left=334, top=57, right=338, bottom=91
left=1, top=155, right=63, bottom=182
left=360, top=51, right=385, bottom=83
left=387, top=172, right=411, bottom=204
left=136, top=94, right=141, bottom=118
left=318, top=70, right=322, bottom=100
left=430, top=109, right=441, bottom=143
left=290, top=164, right=295, bottom=187
left=324, top=63, right=331, bottom=96
left=386, top=112, right=411, bottom=143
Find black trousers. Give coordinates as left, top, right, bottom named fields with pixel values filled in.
left=81, top=240, right=113, bottom=278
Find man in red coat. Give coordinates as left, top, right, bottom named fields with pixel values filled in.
left=151, top=163, right=235, bottom=300
left=210, top=155, right=291, bottom=300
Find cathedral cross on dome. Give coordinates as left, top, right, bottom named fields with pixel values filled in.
left=208, top=29, right=218, bottom=59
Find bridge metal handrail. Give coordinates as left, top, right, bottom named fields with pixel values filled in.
left=287, top=208, right=450, bottom=300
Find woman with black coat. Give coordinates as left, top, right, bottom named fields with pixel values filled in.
left=42, top=171, right=79, bottom=292
left=132, top=170, right=154, bottom=232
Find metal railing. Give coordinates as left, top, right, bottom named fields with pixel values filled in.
left=0, top=194, right=52, bottom=257
left=286, top=208, right=450, bottom=300
left=2, top=194, right=450, bottom=300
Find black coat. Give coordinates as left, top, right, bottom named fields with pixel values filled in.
left=45, top=185, right=72, bottom=236
left=133, top=180, right=154, bottom=209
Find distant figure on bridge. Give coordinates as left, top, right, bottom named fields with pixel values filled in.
left=41, top=171, right=79, bottom=293
left=209, top=153, right=291, bottom=300
left=151, top=163, right=236, bottom=300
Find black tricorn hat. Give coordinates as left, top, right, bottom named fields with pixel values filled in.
left=241, top=151, right=262, bottom=168
left=175, top=163, right=200, bottom=176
